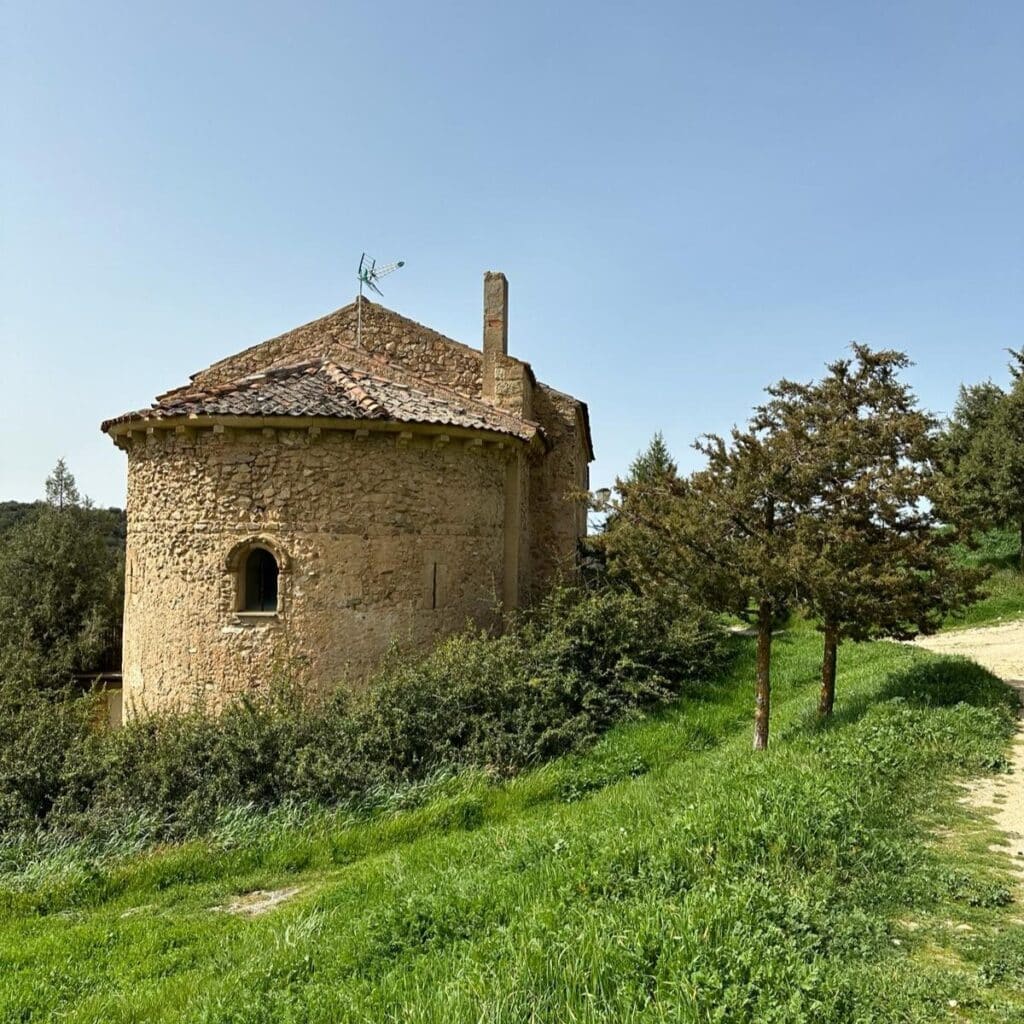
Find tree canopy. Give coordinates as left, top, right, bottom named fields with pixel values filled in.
left=937, top=350, right=1024, bottom=568
left=761, top=345, right=983, bottom=715
left=604, top=345, right=981, bottom=745
left=607, top=419, right=802, bottom=749
left=0, top=463, right=123, bottom=688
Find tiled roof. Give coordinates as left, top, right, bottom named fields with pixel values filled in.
left=101, top=358, right=538, bottom=442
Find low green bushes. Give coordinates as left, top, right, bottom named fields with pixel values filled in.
left=360, top=586, right=725, bottom=775
left=2, top=629, right=1021, bottom=1021
left=0, top=586, right=728, bottom=842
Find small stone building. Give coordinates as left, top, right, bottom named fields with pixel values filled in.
left=102, top=273, right=593, bottom=716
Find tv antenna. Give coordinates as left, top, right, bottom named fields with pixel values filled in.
left=356, top=253, right=405, bottom=347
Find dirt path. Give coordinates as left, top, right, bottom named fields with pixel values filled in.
left=912, top=622, right=1024, bottom=880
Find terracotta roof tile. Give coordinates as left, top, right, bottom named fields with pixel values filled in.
left=101, top=358, right=538, bottom=442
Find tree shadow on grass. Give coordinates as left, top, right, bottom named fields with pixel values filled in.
left=879, top=657, right=1020, bottom=714
left=800, top=654, right=1021, bottom=740
left=972, top=550, right=1020, bottom=573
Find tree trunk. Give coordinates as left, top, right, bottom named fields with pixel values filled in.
left=753, top=598, right=772, bottom=750
left=819, top=623, right=838, bottom=717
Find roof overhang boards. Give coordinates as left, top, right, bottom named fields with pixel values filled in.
left=103, top=415, right=546, bottom=455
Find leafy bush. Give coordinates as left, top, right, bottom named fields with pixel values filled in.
left=357, top=586, right=726, bottom=776
left=0, top=684, right=95, bottom=833
left=0, top=586, right=728, bottom=842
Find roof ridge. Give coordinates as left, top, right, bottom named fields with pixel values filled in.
left=170, top=353, right=518, bottom=427
left=320, top=356, right=539, bottom=434
left=319, top=361, right=385, bottom=418
left=185, top=296, right=486, bottom=389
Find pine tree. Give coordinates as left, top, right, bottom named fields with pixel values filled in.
left=761, top=346, right=984, bottom=715
left=608, top=422, right=801, bottom=750
left=595, top=433, right=681, bottom=597
left=626, top=432, right=677, bottom=485
left=0, top=462, right=122, bottom=687
left=936, top=351, right=1024, bottom=570
left=44, top=458, right=82, bottom=511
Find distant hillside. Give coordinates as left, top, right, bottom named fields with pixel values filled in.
left=0, top=500, right=126, bottom=550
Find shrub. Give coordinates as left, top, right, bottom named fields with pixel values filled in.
left=355, top=586, right=727, bottom=776
left=0, top=586, right=728, bottom=844
left=0, top=683, right=94, bottom=833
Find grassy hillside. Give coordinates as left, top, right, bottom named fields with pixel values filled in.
left=1, top=623, right=1021, bottom=1023
left=947, top=527, right=1024, bottom=628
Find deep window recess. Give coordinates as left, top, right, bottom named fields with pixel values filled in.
left=243, top=548, right=279, bottom=612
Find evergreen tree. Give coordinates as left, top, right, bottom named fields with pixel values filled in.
left=761, top=346, right=984, bottom=716
left=936, top=351, right=1024, bottom=569
left=608, top=421, right=802, bottom=750
left=626, top=432, right=677, bottom=485
left=44, top=458, right=82, bottom=511
left=0, top=462, right=123, bottom=687
left=596, top=433, right=681, bottom=594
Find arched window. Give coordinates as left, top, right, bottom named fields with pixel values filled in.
left=243, top=548, right=279, bottom=612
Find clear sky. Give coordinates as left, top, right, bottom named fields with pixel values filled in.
left=2, top=1, right=1021, bottom=507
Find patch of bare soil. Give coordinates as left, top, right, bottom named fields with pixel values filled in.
left=213, top=887, right=301, bottom=916
left=912, top=624, right=1024, bottom=880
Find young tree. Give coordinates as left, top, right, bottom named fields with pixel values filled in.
left=626, top=432, right=677, bottom=485
left=761, top=346, right=984, bottom=716
left=45, top=457, right=82, bottom=511
left=596, top=433, right=681, bottom=595
left=607, top=422, right=802, bottom=750
left=0, top=462, right=123, bottom=688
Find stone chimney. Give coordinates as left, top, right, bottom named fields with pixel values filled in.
left=482, top=271, right=508, bottom=401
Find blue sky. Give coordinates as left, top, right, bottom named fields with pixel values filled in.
left=2, top=1, right=1021, bottom=507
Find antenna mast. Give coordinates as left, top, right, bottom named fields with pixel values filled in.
left=356, top=253, right=405, bottom=348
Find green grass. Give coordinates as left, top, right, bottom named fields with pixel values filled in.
left=1, top=624, right=1021, bottom=1023
left=947, top=527, right=1024, bottom=628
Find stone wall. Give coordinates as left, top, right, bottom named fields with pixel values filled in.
left=114, top=280, right=593, bottom=715
left=121, top=425, right=516, bottom=716
left=186, top=300, right=485, bottom=397
left=527, top=385, right=591, bottom=592
left=174, top=297, right=590, bottom=593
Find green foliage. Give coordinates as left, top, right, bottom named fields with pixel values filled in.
left=359, top=587, right=725, bottom=776
left=0, top=586, right=727, bottom=841
left=0, top=497, right=125, bottom=550
left=591, top=432, right=680, bottom=590
left=603, top=423, right=797, bottom=623
left=0, top=629, right=1020, bottom=1021
left=625, top=430, right=677, bottom=484
left=0, top=684, right=97, bottom=833
left=0, top=500, right=44, bottom=535
left=937, top=351, right=1024, bottom=567
left=606, top=347, right=983, bottom=732
left=0, top=462, right=124, bottom=686
left=941, top=526, right=1024, bottom=627
left=768, top=345, right=983, bottom=642
left=881, top=654, right=1019, bottom=714
left=44, top=457, right=81, bottom=510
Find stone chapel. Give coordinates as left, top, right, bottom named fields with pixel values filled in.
left=102, top=273, right=593, bottom=716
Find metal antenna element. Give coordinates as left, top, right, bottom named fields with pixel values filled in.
left=356, top=253, right=405, bottom=347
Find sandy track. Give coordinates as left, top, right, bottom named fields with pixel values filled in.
left=912, top=621, right=1024, bottom=682
left=913, top=623, right=1024, bottom=879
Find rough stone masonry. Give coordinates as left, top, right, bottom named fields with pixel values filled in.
left=102, top=273, right=593, bottom=717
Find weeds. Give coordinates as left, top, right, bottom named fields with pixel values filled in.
left=0, top=586, right=727, bottom=844
left=0, top=628, right=1020, bottom=1021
